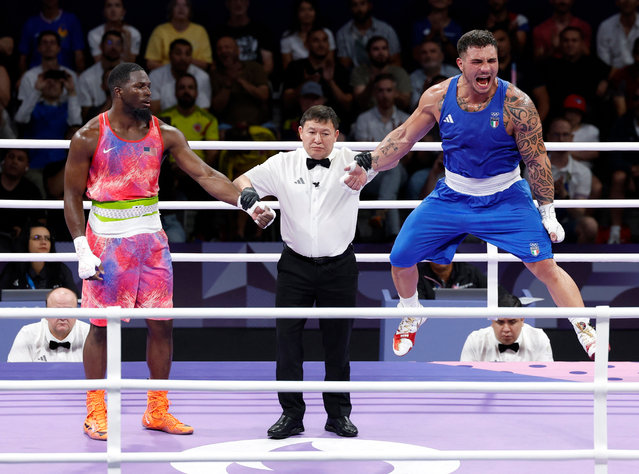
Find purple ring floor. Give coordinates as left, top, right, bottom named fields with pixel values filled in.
left=1, top=361, right=638, bottom=473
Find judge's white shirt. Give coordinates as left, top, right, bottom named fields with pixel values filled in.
left=245, top=146, right=375, bottom=258
left=460, top=323, right=553, bottom=362
left=7, top=319, right=90, bottom=362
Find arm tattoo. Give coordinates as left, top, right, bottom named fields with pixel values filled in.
left=504, top=86, right=554, bottom=204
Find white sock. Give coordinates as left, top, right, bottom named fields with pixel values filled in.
left=398, top=291, right=420, bottom=308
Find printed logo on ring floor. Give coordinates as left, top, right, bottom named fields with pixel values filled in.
left=171, top=438, right=460, bottom=473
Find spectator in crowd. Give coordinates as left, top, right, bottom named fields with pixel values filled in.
left=0, top=64, right=15, bottom=139
left=0, top=223, right=79, bottom=296
left=87, top=0, right=141, bottom=64
left=561, top=94, right=603, bottom=199
left=281, top=28, right=352, bottom=126
left=541, top=26, right=609, bottom=121
left=78, top=30, right=123, bottom=122
left=610, top=37, right=639, bottom=117
left=409, top=39, right=458, bottom=110
left=460, top=318, right=553, bottom=362
left=493, top=27, right=549, bottom=121
left=596, top=0, right=639, bottom=72
left=352, top=73, right=410, bottom=240
left=281, top=80, right=327, bottom=140
left=0, top=150, right=45, bottom=250
left=482, top=0, right=529, bottom=57
left=18, top=0, right=85, bottom=73
left=606, top=85, right=639, bottom=243
left=210, top=36, right=270, bottom=129
left=336, top=0, right=401, bottom=70
left=149, top=38, right=211, bottom=115
left=280, top=0, right=336, bottom=71
left=145, top=0, right=212, bottom=72
left=351, top=36, right=411, bottom=112
left=15, top=49, right=81, bottom=190
left=533, top=0, right=592, bottom=61
left=411, top=0, right=464, bottom=63
left=416, top=261, right=522, bottom=307
left=545, top=117, right=598, bottom=243
left=7, top=287, right=88, bottom=362
left=213, top=0, right=275, bottom=76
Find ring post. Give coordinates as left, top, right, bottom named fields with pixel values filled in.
left=106, top=306, right=122, bottom=474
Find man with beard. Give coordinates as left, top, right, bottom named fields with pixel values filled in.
left=341, top=30, right=602, bottom=361
left=409, top=39, right=458, bottom=110
left=149, top=38, right=211, bottom=115
left=64, top=62, right=275, bottom=441
left=336, top=0, right=401, bottom=70
left=78, top=30, right=124, bottom=122
left=351, top=36, right=411, bottom=113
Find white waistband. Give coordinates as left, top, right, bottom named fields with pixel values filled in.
left=444, top=167, right=522, bottom=196
left=88, top=211, right=162, bottom=238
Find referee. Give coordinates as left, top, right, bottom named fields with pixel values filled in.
left=234, top=105, right=377, bottom=439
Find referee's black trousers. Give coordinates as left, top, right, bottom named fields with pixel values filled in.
left=275, top=245, right=358, bottom=420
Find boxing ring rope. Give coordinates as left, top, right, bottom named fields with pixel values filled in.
left=0, top=139, right=638, bottom=472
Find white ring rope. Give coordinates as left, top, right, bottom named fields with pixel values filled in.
left=0, top=139, right=635, bottom=472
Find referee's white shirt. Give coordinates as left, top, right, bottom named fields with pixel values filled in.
left=460, top=323, right=553, bottom=362
left=245, top=146, right=373, bottom=258
left=7, top=319, right=90, bottom=362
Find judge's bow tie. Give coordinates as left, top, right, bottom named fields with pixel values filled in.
left=498, top=342, right=519, bottom=353
left=49, top=340, right=71, bottom=350
left=306, top=157, right=330, bottom=169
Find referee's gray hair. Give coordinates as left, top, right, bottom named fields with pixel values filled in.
left=299, top=105, right=340, bottom=130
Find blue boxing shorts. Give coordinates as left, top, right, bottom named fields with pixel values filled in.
left=390, top=179, right=553, bottom=267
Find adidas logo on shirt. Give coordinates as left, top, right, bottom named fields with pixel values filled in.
left=443, top=114, right=454, bottom=124
left=294, top=177, right=305, bottom=184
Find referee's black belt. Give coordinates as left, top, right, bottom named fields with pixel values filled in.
left=283, top=244, right=354, bottom=265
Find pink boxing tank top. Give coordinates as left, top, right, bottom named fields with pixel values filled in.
left=86, top=112, right=164, bottom=202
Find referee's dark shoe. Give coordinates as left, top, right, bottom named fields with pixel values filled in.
left=325, top=416, right=358, bottom=437
left=267, top=414, right=304, bottom=439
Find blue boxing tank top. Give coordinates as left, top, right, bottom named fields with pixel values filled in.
left=439, top=75, right=521, bottom=178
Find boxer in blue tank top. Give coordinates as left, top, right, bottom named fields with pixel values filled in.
left=341, top=30, right=602, bottom=361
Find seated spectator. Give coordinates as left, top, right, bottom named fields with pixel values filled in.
left=280, top=0, right=335, bottom=71
left=411, top=0, right=463, bottom=64
left=460, top=318, right=553, bottom=362
left=7, top=287, right=88, bottom=362
left=605, top=86, right=639, bottom=243
left=0, top=64, right=15, bottom=139
left=78, top=30, right=123, bottom=122
left=213, top=0, right=275, bottom=76
left=545, top=117, right=598, bottom=243
left=149, top=38, right=211, bottom=115
left=610, top=37, right=639, bottom=117
left=281, top=80, right=327, bottom=140
left=18, top=0, right=85, bottom=74
left=352, top=73, right=410, bottom=240
left=281, top=27, right=352, bottom=128
left=87, top=0, right=141, bottom=63
left=541, top=26, right=609, bottom=121
left=493, top=27, right=549, bottom=121
left=15, top=62, right=81, bottom=191
left=351, top=36, right=411, bottom=112
left=210, top=36, right=270, bottom=130
left=561, top=94, right=603, bottom=199
left=0, top=149, right=45, bottom=250
left=145, top=0, right=212, bottom=71
left=0, top=223, right=79, bottom=296
left=482, top=0, right=529, bottom=57
left=596, top=0, right=639, bottom=73
left=409, top=39, right=458, bottom=110
left=336, top=0, right=401, bottom=70
left=532, top=0, right=592, bottom=61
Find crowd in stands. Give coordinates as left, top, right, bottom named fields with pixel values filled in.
left=1, top=0, right=639, bottom=244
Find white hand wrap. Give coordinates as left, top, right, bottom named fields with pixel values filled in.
left=244, top=201, right=276, bottom=228
left=538, top=203, right=565, bottom=243
left=73, top=236, right=102, bottom=280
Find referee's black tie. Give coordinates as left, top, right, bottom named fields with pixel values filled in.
left=498, top=342, right=519, bottom=353
left=306, top=157, right=330, bottom=169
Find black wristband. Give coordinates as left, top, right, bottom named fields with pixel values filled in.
left=354, top=151, right=372, bottom=171
left=240, top=186, right=259, bottom=211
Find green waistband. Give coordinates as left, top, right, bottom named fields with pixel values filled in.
left=92, top=196, right=159, bottom=209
